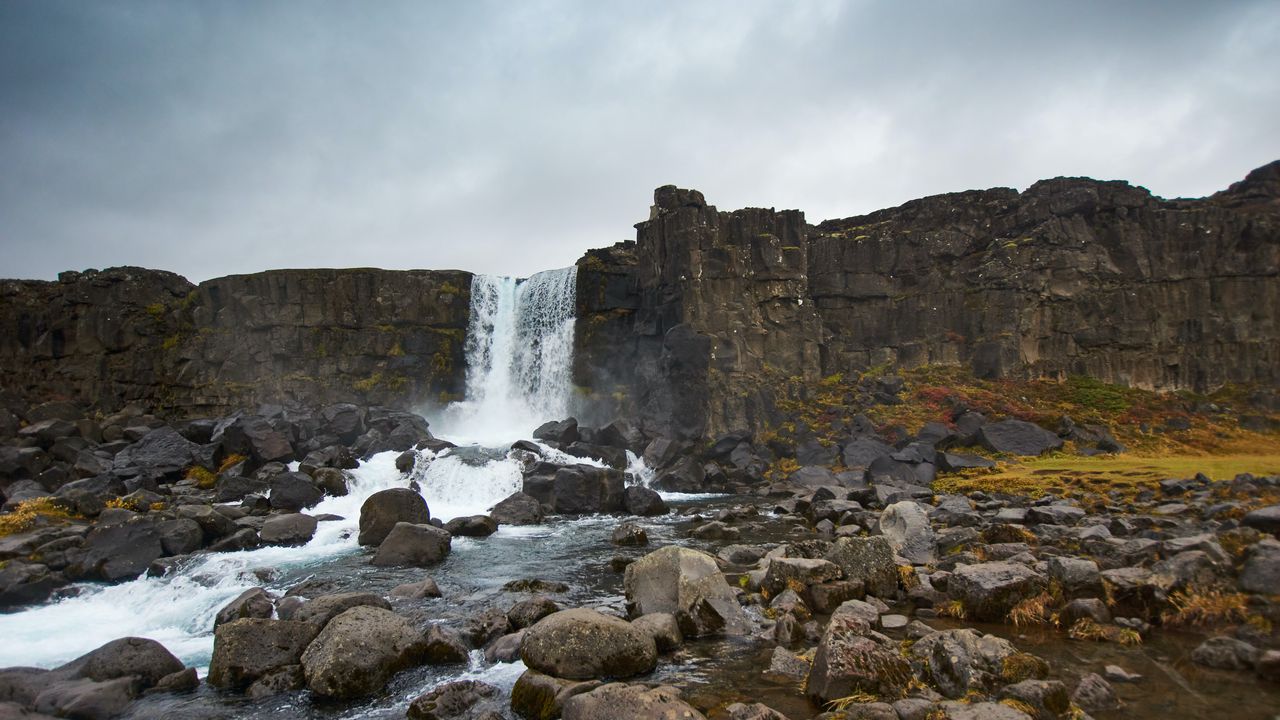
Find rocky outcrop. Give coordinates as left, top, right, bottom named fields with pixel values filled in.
left=0, top=268, right=470, bottom=416
left=575, top=162, right=1280, bottom=438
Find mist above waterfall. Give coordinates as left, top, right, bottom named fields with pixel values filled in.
left=432, top=268, right=577, bottom=446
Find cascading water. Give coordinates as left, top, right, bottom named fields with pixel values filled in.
left=0, top=265, right=591, bottom=680
left=434, top=268, right=577, bottom=446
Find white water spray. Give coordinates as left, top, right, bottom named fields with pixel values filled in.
left=434, top=269, right=577, bottom=446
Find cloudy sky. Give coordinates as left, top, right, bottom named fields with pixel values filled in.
left=2, top=1, right=1278, bottom=282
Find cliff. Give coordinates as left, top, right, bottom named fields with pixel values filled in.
left=3, top=163, right=1277, bottom=435
left=575, top=161, right=1280, bottom=439
left=0, top=268, right=470, bottom=416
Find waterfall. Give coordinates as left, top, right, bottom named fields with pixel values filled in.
left=435, top=268, right=577, bottom=446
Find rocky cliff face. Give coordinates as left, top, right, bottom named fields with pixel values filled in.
left=575, top=161, right=1280, bottom=440
left=0, top=268, right=470, bottom=416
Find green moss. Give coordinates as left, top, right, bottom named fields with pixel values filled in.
left=145, top=303, right=165, bottom=318
left=161, top=335, right=180, bottom=351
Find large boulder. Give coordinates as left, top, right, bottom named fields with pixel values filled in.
left=520, top=608, right=657, bottom=680
left=510, top=670, right=600, bottom=720
left=371, top=522, right=452, bottom=566
left=490, top=491, right=544, bottom=525
left=879, top=501, right=937, bottom=564
left=300, top=605, right=429, bottom=698
left=291, top=592, right=392, bottom=628
left=551, top=466, right=625, bottom=514
left=214, top=588, right=276, bottom=628
left=910, top=629, right=1024, bottom=699
left=623, top=486, right=668, bottom=516
left=259, top=513, right=318, bottom=546
left=74, top=518, right=164, bottom=582
left=1242, top=505, right=1280, bottom=535
left=949, top=563, right=1046, bottom=622
left=623, top=545, right=750, bottom=637
left=358, top=488, right=430, bottom=546
left=1240, top=538, right=1280, bottom=594
left=806, top=603, right=913, bottom=704
left=111, top=427, right=199, bottom=479
left=214, top=415, right=294, bottom=466
left=54, top=636, right=185, bottom=690
left=978, top=420, right=1063, bottom=456
left=207, top=619, right=318, bottom=690
left=32, top=677, right=135, bottom=719
left=562, top=683, right=707, bottom=720
left=268, top=472, right=324, bottom=512
left=823, top=536, right=899, bottom=597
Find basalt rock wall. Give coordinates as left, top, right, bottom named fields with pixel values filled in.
left=575, top=161, right=1280, bottom=440
left=0, top=267, right=471, bottom=417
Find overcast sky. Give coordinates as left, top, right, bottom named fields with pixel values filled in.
left=2, top=1, right=1278, bottom=283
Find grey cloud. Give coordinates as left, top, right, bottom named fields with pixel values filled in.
left=1, top=0, right=1277, bottom=282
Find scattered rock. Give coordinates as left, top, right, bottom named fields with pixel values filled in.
left=520, top=608, right=657, bottom=680
left=300, top=605, right=429, bottom=698
left=371, top=522, right=452, bottom=567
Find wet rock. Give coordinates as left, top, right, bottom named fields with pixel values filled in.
left=207, top=527, right=259, bottom=553
left=690, top=520, right=739, bottom=541
left=1060, top=598, right=1111, bottom=626
left=292, top=592, right=392, bottom=628
left=806, top=603, right=912, bottom=704
left=300, top=605, right=429, bottom=698
left=551, top=466, right=626, bottom=514
left=310, top=467, right=349, bottom=497
left=1257, top=650, right=1280, bottom=682
left=175, top=504, right=238, bottom=543
left=1191, top=636, right=1259, bottom=671
left=910, top=629, right=1022, bottom=699
left=610, top=523, right=648, bottom=546
left=631, top=612, right=683, bottom=652
left=358, top=488, right=430, bottom=546
left=1104, top=665, right=1142, bottom=683
left=268, top=472, right=324, bottom=512
left=1099, top=567, right=1162, bottom=619
left=823, top=536, right=898, bottom=597
left=490, top=491, right=544, bottom=526
left=561, top=683, right=706, bottom=720
left=533, top=418, right=580, bottom=446
left=718, top=544, right=767, bottom=565
left=485, top=630, right=526, bottom=663
left=879, top=501, right=936, bottom=564
left=977, top=419, right=1063, bottom=456
left=1240, top=538, right=1280, bottom=594
left=763, top=646, right=809, bottom=684
left=464, top=608, right=513, bottom=648
left=1000, top=679, right=1070, bottom=720
left=503, top=578, right=570, bottom=594
left=509, top=670, right=600, bottom=720
left=54, top=636, right=186, bottom=692
left=444, top=515, right=498, bottom=537
left=0, top=561, right=57, bottom=609
left=508, top=596, right=560, bottom=630
left=724, top=702, right=790, bottom=720
left=391, top=577, right=442, bottom=599
left=245, top=665, right=304, bottom=698
left=1071, top=672, right=1120, bottom=712
left=214, top=588, right=275, bottom=628
left=623, top=486, right=667, bottom=516
left=259, top=513, right=318, bottom=546
left=371, top=522, right=452, bottom=567
left=408, top=679, right=500, bottom=720
left=148, top=666, right=199, bottom=695
left=949, top=562, right=1045, bottom=621
left=623, top=545, right=749, bottom=637
left=423, top=625, right=470, bottom=664
left=208, top=619, right=319, bottom=690
left=520, top=608, right=657, bottom=680
left=32, top=677, right=134, bottom=720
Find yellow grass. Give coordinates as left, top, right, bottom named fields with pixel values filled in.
left=933, top=452, right=1280, bottom=500
left=0, top=497, right=75, bottom=536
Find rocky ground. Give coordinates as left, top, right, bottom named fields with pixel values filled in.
left=1, top=388, right=1279, bottom=720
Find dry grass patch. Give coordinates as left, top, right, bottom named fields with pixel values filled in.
left=1162, top=586, right=1251, bottom=627
left=0, top=497, right=75, bottom=536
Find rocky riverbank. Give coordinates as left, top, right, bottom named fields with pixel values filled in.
left=1, top=389, right=1279, bottom=719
